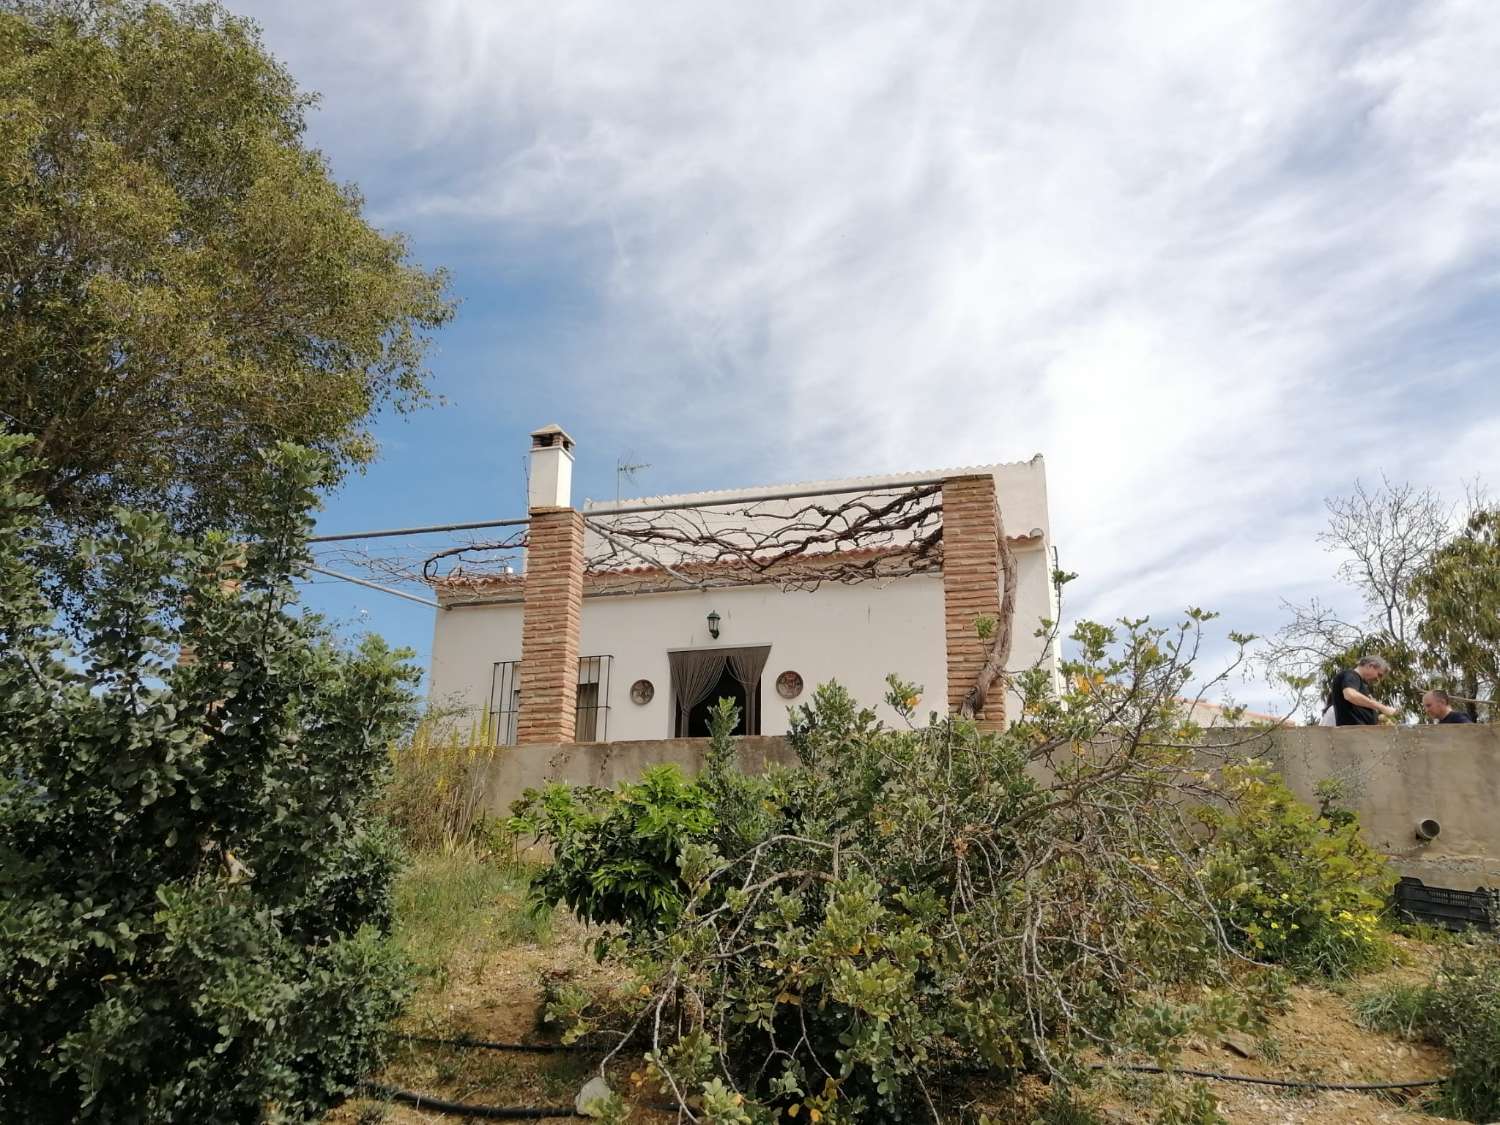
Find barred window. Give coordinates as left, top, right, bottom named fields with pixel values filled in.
left=489, top=656, right=612, bottom=745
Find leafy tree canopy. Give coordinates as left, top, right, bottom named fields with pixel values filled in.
left=0, top=0, right=454, bottom=537
left=1266, top=479, right=1496, bottom=717
left=0, top=434, right=419, bottom=1122
left=1413, top=507, right=1500, bottom=717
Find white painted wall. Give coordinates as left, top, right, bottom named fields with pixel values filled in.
left=428, top=597, right=524, bottom=725
left=584, top=577, right=948, bottom=738
left=429, top=544, right=1058, bottom=740
left=1011, top=545, right=1058, bottom=683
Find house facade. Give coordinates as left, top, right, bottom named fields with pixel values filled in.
left=1177, top=699, right=1281, bottom=728
left=427, top=426, right=1060, bottom=744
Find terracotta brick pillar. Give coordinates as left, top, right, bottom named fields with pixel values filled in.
left=516, top=506, right=586, bottom=744
left=942, top=474, right=1004, bottom=729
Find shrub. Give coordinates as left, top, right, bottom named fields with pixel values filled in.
left=1200, top=763, right=1394, bottom=977
left=510, top=763, right=716, bottom=944
left=1422, top=941, right=1500, bottom=1122
left=1148, top=1080, right=1226, bottom=1125
left=536, top=605, right=1277, bottom=1121
left=0, top=438, right=417, bottom=1122
left=1356, top=939, right=1500, bottom=1121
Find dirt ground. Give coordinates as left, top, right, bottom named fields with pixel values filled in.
left=329, top=913, right=672, bottom=1125
left=1152, top=984, right=1450, bottom=1125
left=1096, top=938, right=1455, bottom=1125
left=331, top=927, right=1464, bottom=1125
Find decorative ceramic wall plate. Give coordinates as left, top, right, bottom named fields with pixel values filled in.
left=775, top=671, right=803, bottom=700
left=630, top=679, right=654, bottom=705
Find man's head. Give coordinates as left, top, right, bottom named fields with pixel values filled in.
left=1422, top=689, right=1453, bottom=720
left=1355, top=655, right=1389, bottom=685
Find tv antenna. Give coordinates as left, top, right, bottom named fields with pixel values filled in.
left=616, top=455, right=651, bottom=503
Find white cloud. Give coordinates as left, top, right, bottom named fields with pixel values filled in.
left=242, top=0, right=1500, bottom=705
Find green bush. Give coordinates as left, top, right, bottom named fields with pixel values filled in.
left=523, top=611, right=1329, bottom=1121
left=1149, top=1080, right=1226, bottom=1125
left=1422, top=941, right=1500, bottom=1122
left=1355, top=939, right=1500, bottom=1121
left=0, top=437, right=417, bottom=1122
left=1200, top=763, right=1394, bottom=977
left=510, top=763, right=716, bottom=943
left=547, top=621, right=1270, bottom=1122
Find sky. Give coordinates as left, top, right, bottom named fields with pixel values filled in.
left=234, top=0, right=1500, bottom=712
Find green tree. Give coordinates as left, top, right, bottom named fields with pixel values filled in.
left=0, top=0, right=454, bottom=538
left=1412, top=507, right=1500, bottom=718
left=0, top=434, right=419, bottom=1122
left=1266, top=479, right=1453, bottom=717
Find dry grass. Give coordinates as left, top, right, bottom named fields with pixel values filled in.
left=381, top=718, right=505, bottom=855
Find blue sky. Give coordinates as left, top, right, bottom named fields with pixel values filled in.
left=235, top=0, right=1500, bottom=711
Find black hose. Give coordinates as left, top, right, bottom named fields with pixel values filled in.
left=371, top=1044, right=1448, bottom=1120
left=361, top=1082, right=582, bottom=1119
left=362, top=1081, right=682, bottom=1119
left=1100, top=1063, right=1446, bottom=1091
left=397, top=1033, right=590, bottom=1053
left=363, top=1066, right=1449, bottom=1123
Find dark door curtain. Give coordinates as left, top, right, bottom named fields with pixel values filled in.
left=669, top=649, right=728, bottom=735
left=669, top=645, right=770, bottom=735
left=725, top=646, right=770, bottom=733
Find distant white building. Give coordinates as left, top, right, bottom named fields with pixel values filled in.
left=1176, top=699, right=1282, bottom=728
left=428, top=426, right=1060, bottom=744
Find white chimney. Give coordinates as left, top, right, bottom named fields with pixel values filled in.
left=528, top=424, right=575, bottom=510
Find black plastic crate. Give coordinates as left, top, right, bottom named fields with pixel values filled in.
left=1391, top=876, right=1497, bottom=932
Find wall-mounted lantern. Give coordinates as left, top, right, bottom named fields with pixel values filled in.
left=707, top=610, right=721, bottom=640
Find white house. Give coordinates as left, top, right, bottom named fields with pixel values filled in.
left=1176, top=699, right=1282, bottom=728
left=427, top=426, right=1060, bottom=744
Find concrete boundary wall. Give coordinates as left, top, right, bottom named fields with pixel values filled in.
left=1261, top=724, right=1500, bottom=887
left=483, top=736, right=798, bottom=808
left=481, top=726, right=1500, bottom=887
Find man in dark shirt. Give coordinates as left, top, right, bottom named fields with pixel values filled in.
left=1422, top=689, right=1475, bottom=724
left=1328, top=656, right=1399, bottom=725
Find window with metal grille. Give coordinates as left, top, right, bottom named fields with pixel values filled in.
left=489, top=656, right=612, bottom=745
left=575, top=655, right=611, bottom=742
left=489, top=660, right=521, bottom=746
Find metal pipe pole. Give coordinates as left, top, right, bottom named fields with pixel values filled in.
left=580, top=476, right=948, bottom=517
left=305, top=479, right=950, bottom=541
left=305, top=564, right=440, bottom=608
left=308, top=516, right=531, bottom=544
